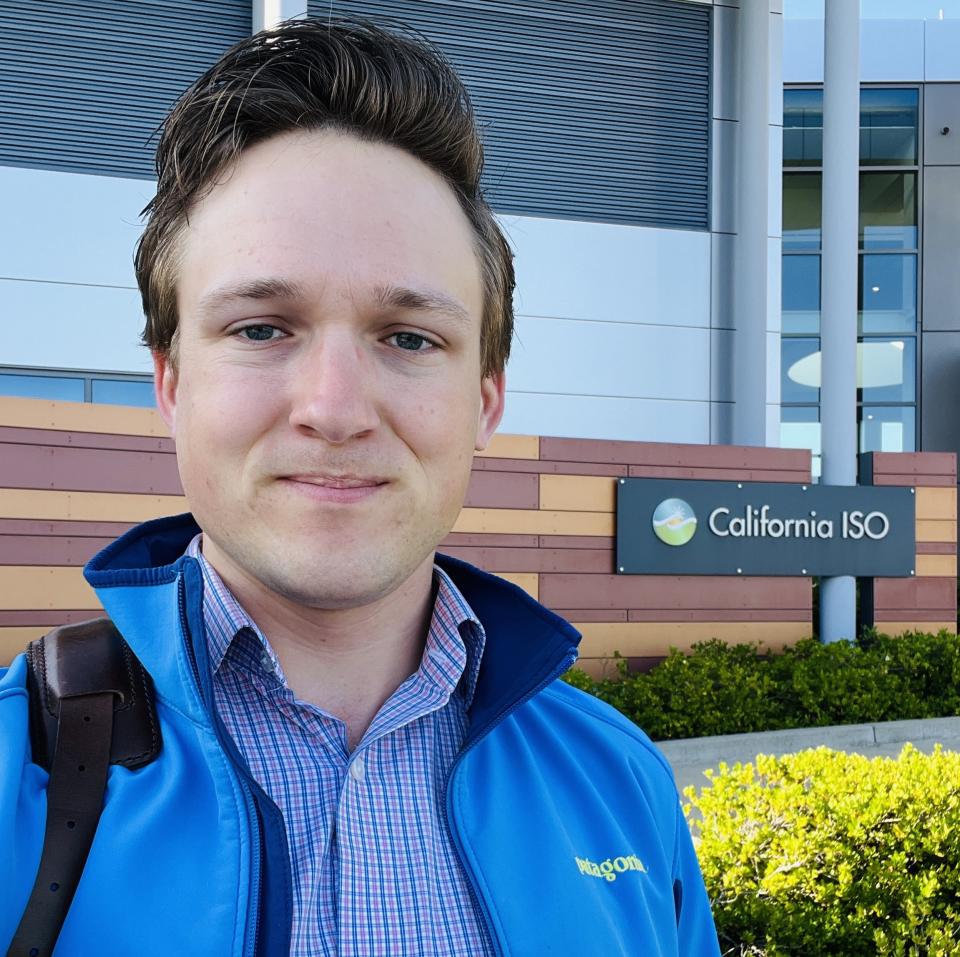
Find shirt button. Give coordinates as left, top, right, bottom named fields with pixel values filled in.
left=349, top=756, right=365, bottom=782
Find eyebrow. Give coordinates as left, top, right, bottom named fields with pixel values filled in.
left=374, top=283, right=472, bottom=323
left=195, top=277, right=471, bottom=323
left=197, top=278, right=306, bottom=314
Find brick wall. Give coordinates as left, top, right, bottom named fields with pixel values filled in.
left=1, top=397, right=955, bottom=675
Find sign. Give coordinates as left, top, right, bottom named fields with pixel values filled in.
left=616, top=478, right=916, bottom=577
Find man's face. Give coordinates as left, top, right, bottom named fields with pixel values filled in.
left=154, top=130, right=504, bottom=608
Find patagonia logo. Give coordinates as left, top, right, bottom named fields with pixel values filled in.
left=575, top=854, right=647, bottom=883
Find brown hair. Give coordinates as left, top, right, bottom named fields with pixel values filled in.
left=135, top=17, right=513, bottom=376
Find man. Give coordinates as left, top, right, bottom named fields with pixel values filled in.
left=1, top=17, right=720, bottom=957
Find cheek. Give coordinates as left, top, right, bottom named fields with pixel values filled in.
left=174, top=368, right=280, bottom=477
left=406, top=381, right=480, bottom=450
left=404, top=388, right=481, bottom=496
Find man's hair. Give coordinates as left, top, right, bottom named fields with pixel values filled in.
left=135, top=17, right=514, bottom=376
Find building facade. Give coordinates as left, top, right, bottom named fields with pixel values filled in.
left=1, top=2, right=958, bottom=661
left=1, top=0, right=779, bottom=446
left=3, top=3, right=959, bottom=469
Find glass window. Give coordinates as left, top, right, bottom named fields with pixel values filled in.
left=783, top=173, right=822, bottom=251
left=783, top=89, right=823, bottom=166
left=859, top=406, right=915, bottom=453
left=0, top=373, right=84, bottom=402
left=90, top=379, right=155, bottom=408
left=859, top=255, right=916, bottom=333
left=780, top=406, right=821, bottom=480
left=782, top=337, right=821, bottom=403
left=784, top=88, right=920, bottom=168
left=859, top=89, right=918, bottom=166
left=858, top=338, right=916, bottom=403
left=782, top=255, right=821, bottom=334
left=859, top=172, right=917, bottom=250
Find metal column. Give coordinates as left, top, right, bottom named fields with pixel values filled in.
left=252, top=0, right=307, bottom=33
left=819, top=0, right=860, bottom=642
left=732, top=2, right=771, bottom=448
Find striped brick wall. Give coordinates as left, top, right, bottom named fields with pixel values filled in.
left=1, top=397, right=955, bottom=675
left=448, top=435, right=815, bottom=676
left=868, top=452, right=958, bottom=635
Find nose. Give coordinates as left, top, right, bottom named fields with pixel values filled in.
left=288, top=329, right=381, bottom=444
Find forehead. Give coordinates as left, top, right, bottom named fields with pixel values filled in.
left=175, top=130, right=483, bottom=320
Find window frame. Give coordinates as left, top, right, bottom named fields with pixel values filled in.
left=0, top=365, right=155, bottom=407
left=781, top=83, right=922, bottom=467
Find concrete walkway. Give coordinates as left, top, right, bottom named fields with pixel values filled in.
left=659, top=716, right=960, bottom=796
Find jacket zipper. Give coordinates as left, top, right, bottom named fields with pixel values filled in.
left=178, top=573, right=264, bottom=956
left=443, top=650, right=578, bottom=957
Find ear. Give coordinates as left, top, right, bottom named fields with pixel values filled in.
left=475, top=372, right=506, bottom=452
left=152, top=351, right=178, bottom=438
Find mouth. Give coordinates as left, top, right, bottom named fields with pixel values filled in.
left=278, top=474, right=389, bottom=504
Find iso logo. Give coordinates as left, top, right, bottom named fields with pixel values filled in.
left=652, top=498, right=698, bottom=546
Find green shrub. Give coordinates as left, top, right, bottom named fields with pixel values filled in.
left=685, top=746, right=960, bottom=957
left=612, top=640, right=782, bottom=740
left=561, top=630, right=960, bottom=740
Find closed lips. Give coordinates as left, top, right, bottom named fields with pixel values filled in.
left=283, top=475, right=387, bottom=487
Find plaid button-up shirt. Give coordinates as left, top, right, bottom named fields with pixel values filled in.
left=186, top=536, right=493, bottom=956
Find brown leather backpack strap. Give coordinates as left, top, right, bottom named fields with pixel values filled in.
left=8, top=692, right=115, bottom=957
left=7, top=619, right=161, bottom=957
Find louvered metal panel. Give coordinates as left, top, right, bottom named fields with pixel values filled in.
left=314, top=0, right=711, bottom=229
left=0, top=1, right=250, bottom=179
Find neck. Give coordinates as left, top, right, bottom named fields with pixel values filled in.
left=202, top=542, right=436, bottom=750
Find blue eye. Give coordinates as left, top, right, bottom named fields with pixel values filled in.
left=391, top=332, right=431, bottom=351
left=239, top=325, right=280, bottom=342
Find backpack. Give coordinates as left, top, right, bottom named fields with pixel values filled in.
left=7, top=619, right=161, bottom=957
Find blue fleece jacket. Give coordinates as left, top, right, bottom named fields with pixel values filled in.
left=0, top=515, right=720, bottom=956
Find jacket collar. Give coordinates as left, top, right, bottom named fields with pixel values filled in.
left=85, top=514, right=581, bottom=739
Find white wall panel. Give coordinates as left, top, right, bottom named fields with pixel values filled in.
left=783, top=18, right=823, bottom=83
left=861, top=20, right=924, bottom=82
left=925, top=20, right=960, bottom=81
left=0, top=166, right=150, bottom=373
left=499, top=214, right=711, bottom=329
left=499, top=391, right=710, bottom=444
left=1, top=171, right=721, bottom=445
left=0, top=166, right=150, bottom=287
left=784, top=18, right=931, bottom=84
left=0, top=279, right=150, bottom=373
left=507, top=316, right=710, bottom=402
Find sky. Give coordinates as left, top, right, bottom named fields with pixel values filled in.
left=785, top=0, right=960, bottom=17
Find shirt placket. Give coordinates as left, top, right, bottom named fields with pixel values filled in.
left=335, top=677, right=454, bottom=957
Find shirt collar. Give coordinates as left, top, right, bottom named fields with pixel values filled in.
left=185, top=534, right=486, bottom=707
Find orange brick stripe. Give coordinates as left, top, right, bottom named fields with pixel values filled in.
left=573, top=621, right=809, bottom=659
left=0, top=566, right=100, bottom=610
left=874, top=621, right=955, bottom=634
left=871, top=454, right=958, bottom=635
left=0, top=396, right=169, bottom=438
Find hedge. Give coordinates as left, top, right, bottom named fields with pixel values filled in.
left=686, top=745, right=960, bottom=957
left=562, top=630, right=960, bottom=741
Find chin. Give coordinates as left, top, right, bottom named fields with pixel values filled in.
left=260, top=557, right=410, bottom=610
